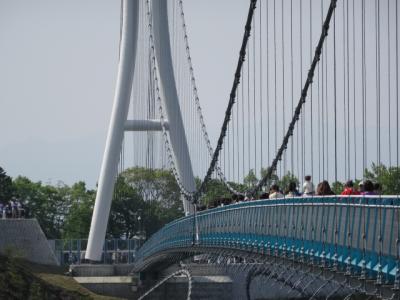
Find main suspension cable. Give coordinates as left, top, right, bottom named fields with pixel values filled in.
left=195, top=0, right=258, bottom=201
left=249, top=0, right=338, bottom=196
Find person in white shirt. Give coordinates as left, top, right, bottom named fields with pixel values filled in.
left=269, top=184, right=284, bottom=199
left=2, top=205, right=6, bottom=219
left=16, top=200, right=23, bottom=218
left=10, top=198, right=17, bottom=218
left=303, top=175, right=315, bottom=195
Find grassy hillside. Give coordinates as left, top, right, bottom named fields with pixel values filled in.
left=0, top=254, right=122, bottom=300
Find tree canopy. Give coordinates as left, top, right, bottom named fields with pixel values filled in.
left=3, top=167, right=184, bottom=240
left=364, top=163, right=400, bottom=195
left=1, top=163, right=400, bottom=240
left=0, top=167, right=13, bottom=202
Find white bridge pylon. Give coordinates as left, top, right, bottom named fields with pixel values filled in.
left=86, top=0, right=196, bottom=261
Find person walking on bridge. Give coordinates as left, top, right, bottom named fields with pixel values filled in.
left=286, top=182, right=301, bottom=197
left=302, top=175, right=314, bottom=195
left=361, top=180, right=376, bottom=196
left=269, top=184, right=284, bottom=199
left=341, top=180, right=360, bottom=195
left=10, top=197, right=17, bottom=218
left=316, top=181, right=335, bottom=196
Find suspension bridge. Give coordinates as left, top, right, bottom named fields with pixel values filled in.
left=82, top=0, right=400, bottom=298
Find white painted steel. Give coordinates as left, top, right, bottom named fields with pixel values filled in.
left=85, top=0, right=139, bottom=261
left=152, top=0, right=196, bottom=214
left=124, top=119, right=168, bottom=131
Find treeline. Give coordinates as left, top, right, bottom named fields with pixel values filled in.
left=0, top=167, right=184, bottom=240
left=199, top=163, right=400, bottom=205
left=1, top=163, right=398, bottom=240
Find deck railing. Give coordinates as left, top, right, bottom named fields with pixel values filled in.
left=135, top=196, right=400, bottom=283
left=51, top=238, right=143, bottom=265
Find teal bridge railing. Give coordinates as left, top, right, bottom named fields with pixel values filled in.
left=52, top=238, right=142, bottom=265
left=135, top=196, right=400, bottom=284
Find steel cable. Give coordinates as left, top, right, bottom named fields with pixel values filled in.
left=195, top=0, right=258, bottom=200
left=249, top=0, right=338, bottom=196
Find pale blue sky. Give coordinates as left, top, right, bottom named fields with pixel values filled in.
left=1, top=0, right=398, bottom=188
left=0, top=0, right=248, bottom=187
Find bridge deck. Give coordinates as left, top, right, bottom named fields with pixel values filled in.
left=135, top=196, right=400, bottom=285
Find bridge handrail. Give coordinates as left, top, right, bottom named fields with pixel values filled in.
left=136, top=196, right=400, bottom=281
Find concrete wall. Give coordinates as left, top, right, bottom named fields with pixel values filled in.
left=0, top=219, right=58, bottom=265
left=81, top=282, right=135, bottom=299
left=144, top=275, right=233, bottom=300
left=71, top=264, right=138, bottom=299
left=70, top=264, right=134, bottom=277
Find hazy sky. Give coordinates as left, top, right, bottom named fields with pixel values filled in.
left=1, top=0, right=397, bottom=189
left=0, top=0, right=248, bottom=187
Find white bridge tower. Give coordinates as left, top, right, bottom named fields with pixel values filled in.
left=85, top=0, right=196, bottom=261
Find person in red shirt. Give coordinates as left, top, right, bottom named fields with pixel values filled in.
left=341, top=180, right=361, bottom=195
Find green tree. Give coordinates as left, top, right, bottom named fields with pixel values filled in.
left=40, top=184, right=66, bottom=238
left=277, top=172, right=299, bottom=193
left=62, top=171, right=174, bottom=240
left=62, top=182, right=95, bottom=239
left=122, top=167, right=182, bottom=209
left=5, top=167, right=191, bottom=241
left=331, top=181, right=344, bottom=195
left=364, top=164, right=400, bottom=195
left=106, top=167, right=185, bottom=239
left=198, top=178, right=231, bottom=206
left=107, top=175, right=144, bottom=239
left=244, top=169, right=258, bottom=188
left=260, top=167, right=279, bottom=189
left=12, top=177, right=68, bottom=238
left=0, top=167, right=13, bottom=202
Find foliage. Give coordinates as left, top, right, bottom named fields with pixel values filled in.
left=122, top=167, right=181, bottom=207
left=113, top=167, right=185, bottom=238
left=3, top=162, right=399, bottom=244
left=107, top=175, right=144, bottom=239
left=277, top=172, right=299, bottom=193
left=260, top=167, right=279, bottom=190
left=364, top=164, right=400, bottom=195
left=0, top=166, right=13, bottom=203
left=12, top=177, right=69, bottom=239
left=331, top=181, right=344, bottom=195
left=199, top=178, right=231, bottom=206
left=8, top=166, right=185, bottom=240
left=62, top=182, right=96, bottom=240
left=244, top=169, right=258, bottom=188
left=197, top=177, right=247, bottom=206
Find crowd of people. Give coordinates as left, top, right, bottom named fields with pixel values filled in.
left=199, top=176, right=383, bottom=210
left=0, top=197, right=25, bottom=219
